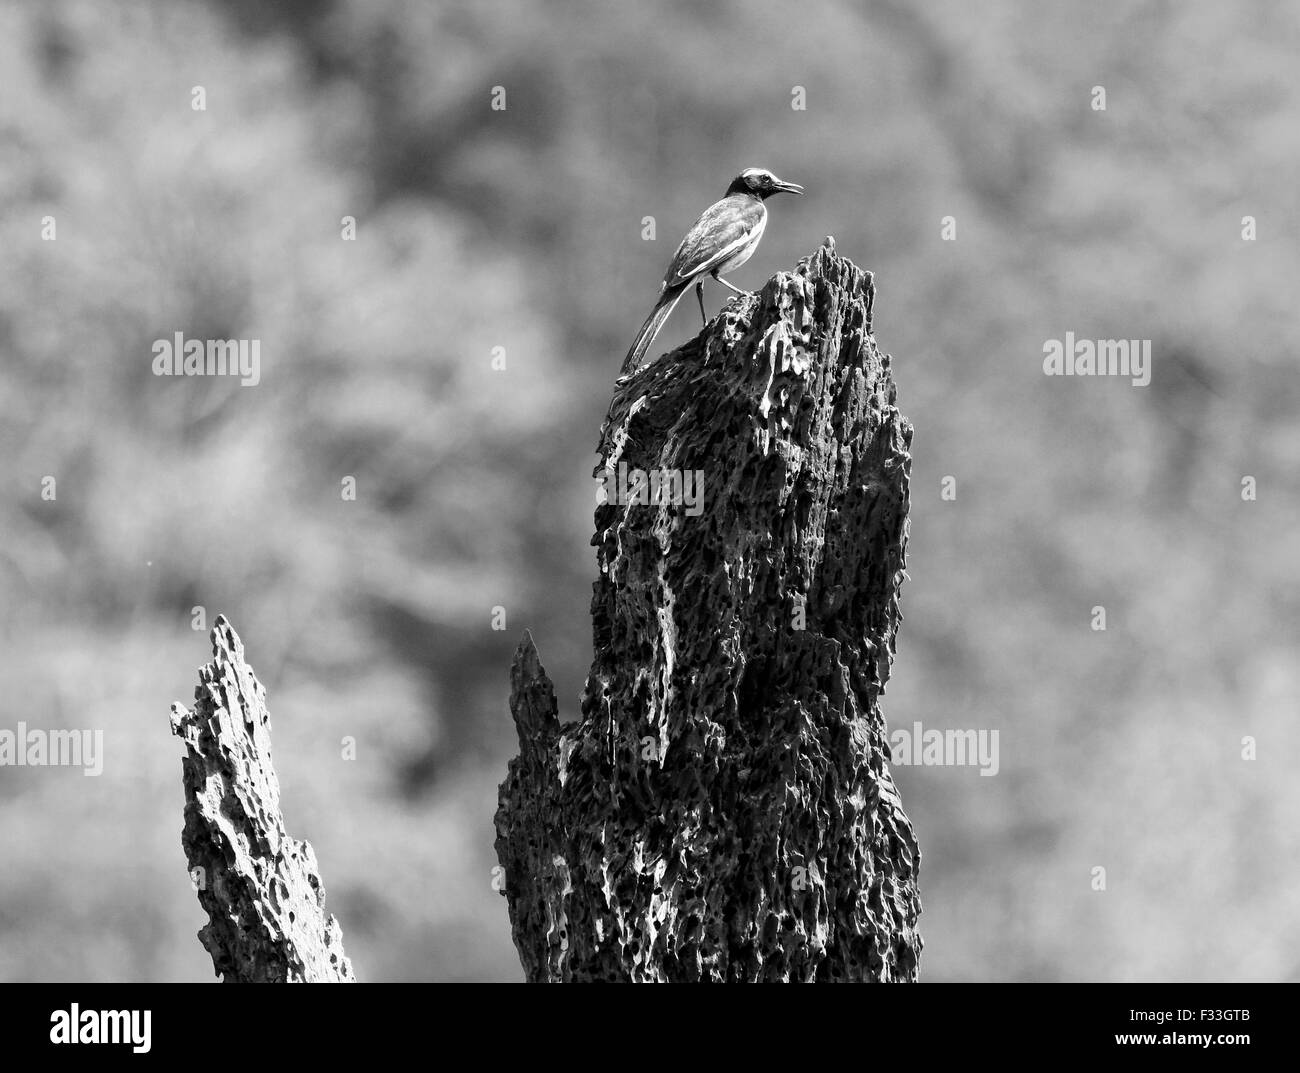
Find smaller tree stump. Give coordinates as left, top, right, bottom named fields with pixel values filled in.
left=169, top=616, right=354, bottom=983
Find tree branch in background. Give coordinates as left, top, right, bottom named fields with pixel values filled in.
left=495, top=238, right=923, bottom=981
left=169, top=616, right=355, bottom=983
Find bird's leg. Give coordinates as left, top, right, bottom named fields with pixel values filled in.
left=695, top=280, right=707, bottom=326
left=711, top=271, right=749, bottom=297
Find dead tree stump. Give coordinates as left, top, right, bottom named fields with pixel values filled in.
left=170, top=616, right=355, bottom=982
left=495, top=238, right=922, bottom=982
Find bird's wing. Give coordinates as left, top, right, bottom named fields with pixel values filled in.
left=662, top=195, right=765, bottom=289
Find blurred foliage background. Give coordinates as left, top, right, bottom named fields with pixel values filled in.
left=1, top=0, right=1298, bottom=981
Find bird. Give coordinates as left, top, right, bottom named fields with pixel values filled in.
left=621, top=167, right=803, bottom=375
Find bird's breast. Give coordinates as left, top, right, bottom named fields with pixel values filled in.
left=715, top=209, right=766, bottom=273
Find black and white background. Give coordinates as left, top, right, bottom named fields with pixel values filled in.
left=0, top=0, right=1297, bottom=990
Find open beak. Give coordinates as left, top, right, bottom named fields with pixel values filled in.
left=775, top=179, right=804, bottom=195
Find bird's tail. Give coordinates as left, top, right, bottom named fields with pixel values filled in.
left=621, top=284, right=687, bottom=375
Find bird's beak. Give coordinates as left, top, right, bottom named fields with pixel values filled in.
left=775, top=179, right=804, bottom=195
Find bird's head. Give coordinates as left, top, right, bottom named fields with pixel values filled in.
left=726, top=167, right=804, bottom=200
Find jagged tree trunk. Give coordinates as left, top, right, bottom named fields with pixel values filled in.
left=169, top=616, right=355, bottom=982
left=495, top=239, right=922, bottom=982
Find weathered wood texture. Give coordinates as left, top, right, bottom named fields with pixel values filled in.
left=170, top=616, right=354, bottom=982
left=495, top=238, right=922, bottom=981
